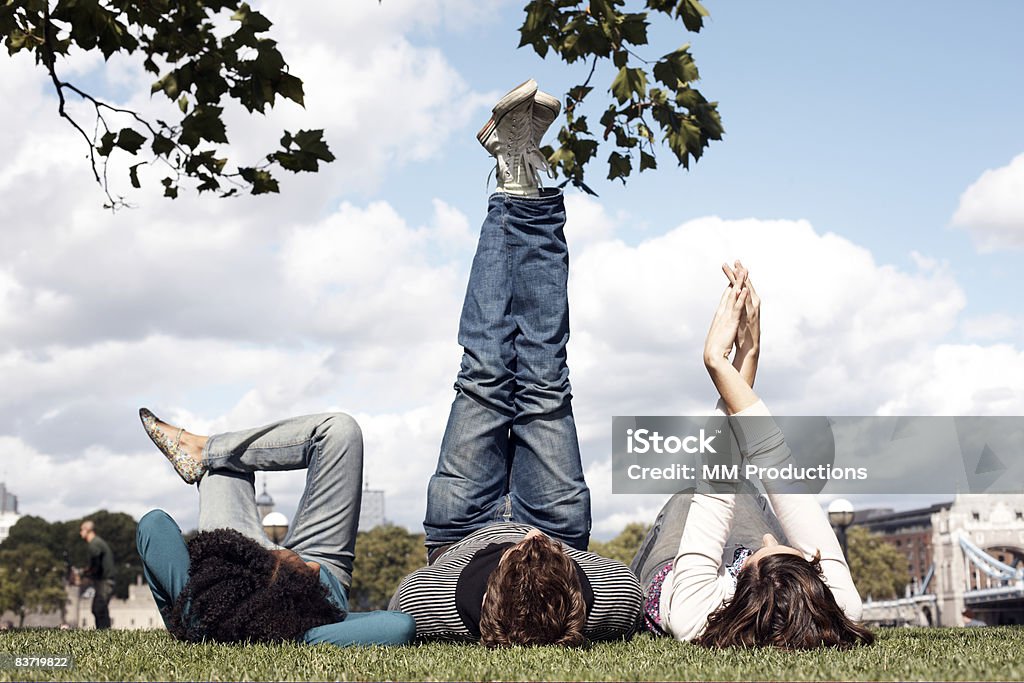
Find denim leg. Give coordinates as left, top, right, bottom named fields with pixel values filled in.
left=424, top=193, right=517, bottom=547
left=452, top=192, right=518, bottom=414
left=505, top=189, right=591, bottom=548
left=200, top=413, right=363, bottom=589
left=629, top=491, right=695, bottom=587
left=423, top=393, right=512, bottom=547
left=724, top=484, right=788, bottom=565
left=136, top=509, right=192, bottom=628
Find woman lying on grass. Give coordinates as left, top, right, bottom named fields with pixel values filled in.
left=630, top=262, right=875, bottom=649
left=135, top=411, right=415, bottom=646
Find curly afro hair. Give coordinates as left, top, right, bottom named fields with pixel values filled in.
left=169, top=528, right=344, bottom=643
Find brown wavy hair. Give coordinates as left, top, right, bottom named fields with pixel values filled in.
left=696, top=552, right=874, bottom=649
left=478, top=535, right=587, bottom=647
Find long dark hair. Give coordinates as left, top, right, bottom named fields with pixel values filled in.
left=696, top=552, right=874, bottom=649
left=169, top=528, right=344, bottom=643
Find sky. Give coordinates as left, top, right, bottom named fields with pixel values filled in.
left=1, top=1, right=1023, bottom=539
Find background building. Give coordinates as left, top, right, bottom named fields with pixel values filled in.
left=0, top=482, right=21, bottom=544
left=854, top=494, right=1024, bottom=626
left=358, top=485, right=385, bottom=531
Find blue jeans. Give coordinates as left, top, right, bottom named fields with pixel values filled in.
left=136, top=414, right=414, bottom=645
left=424, top=189, right=592, bottom=551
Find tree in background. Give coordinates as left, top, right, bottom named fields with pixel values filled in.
left=1, top=0, right=721, bottom=205
left=589, top=522, right=650, bottom=565
left=1, top=511, right=142, bottom=600
left=0, top=545, right=67, bottom=627
left=846, top=526, right=909, bottom=600
left=348, top=524, right=425, bottom=611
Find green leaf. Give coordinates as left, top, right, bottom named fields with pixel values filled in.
left=640, top=151, right=657, bottom=171
left=567, top=85, right=593, bottom=103
left=293, top=129, right=334, bottom=162
left=151, top=134, right=175, bottom=156
left=653, top=46, right=699, bottom=87
left=619, top=13, right=649, bottom=45
left=115, top=128, right=147, bottom=155
left=128, top=163, right=144, bottom=189
left=161, top=177, right=178, bottom=199
left=610, top=67, right=647, bottom=104
left=239, top=167, right=280, bottom=194
left=179, top=106, right=227, bottom=147
left=607, top=151, right=632, bottom=181
left=152, top=73, right=179, bottom=99
left=678, top=0, right=710, bottom=32
left=97, top=131, right=117, bottom=157
left=276, top=73, right=304, bottom=106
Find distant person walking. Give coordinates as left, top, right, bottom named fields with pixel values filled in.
left=79, top=520, right=114, bottom=629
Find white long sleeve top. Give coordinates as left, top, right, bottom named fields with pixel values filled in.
left=661, top=399, right=864, bottom=641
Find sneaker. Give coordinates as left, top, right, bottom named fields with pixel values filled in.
left=476, top=80, right=556, bottom=196
left=532, top=89, right=561, bottom=147
left=477, top=88, right=561, bottom=154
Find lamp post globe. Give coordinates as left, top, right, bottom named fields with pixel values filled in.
left=827, top=498, right=855, bottom=561
left=262, top=511, right=289, bottom=544
left=828, top=498, right=855, bottom=527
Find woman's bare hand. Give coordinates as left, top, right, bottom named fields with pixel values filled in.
left=721, top=260, right=760, bottom=387
left=703, top=280, right=747, bottom=370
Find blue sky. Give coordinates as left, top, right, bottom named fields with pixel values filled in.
left=1, top=1, right=1023, bottom=538
left=390, top=1, right=1024, bottom=319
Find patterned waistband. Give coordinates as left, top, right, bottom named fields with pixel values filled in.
left=642, top=561, right=674, bottom=635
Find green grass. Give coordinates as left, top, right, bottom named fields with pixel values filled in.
left=1, top=627, right=1021, bottom=681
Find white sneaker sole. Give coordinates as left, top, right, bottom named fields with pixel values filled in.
left=491, top=78, right=538, bottom=119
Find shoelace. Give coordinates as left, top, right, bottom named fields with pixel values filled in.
left=497, top=111, right=552, bottom=188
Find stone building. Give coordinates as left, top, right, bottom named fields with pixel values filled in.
left=0, top=482, right=21, bottom=544
left=854, top=494, right=1024, bottom=626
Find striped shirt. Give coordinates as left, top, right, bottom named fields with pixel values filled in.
left=389, top=523, right=643, bottom=642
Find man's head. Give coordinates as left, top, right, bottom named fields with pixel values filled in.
left=79, top=520, right=95, bottom=542
left=696, top=548, right=874, bottom=649
left=169, top=528, right=342, bottom=643
left=478, top=531, right=587, bottom=647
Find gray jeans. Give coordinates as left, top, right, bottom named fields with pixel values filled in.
left=198, top=413, right=363, bottom=589
left=629, top=480, right=788, bottom=588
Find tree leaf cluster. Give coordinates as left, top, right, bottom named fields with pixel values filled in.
left=0, top=510, right=143, bottom=603
left=589, top=521, right=650, bottom=565
left=348, top=524, right=426, bottom=611
left=846, top=526, right=910, bottom=601
left=0, top=0, right=332, bottom=206
left=0, top=544, right=67, bottom=627
left=519, top=0, right=723, bottom=189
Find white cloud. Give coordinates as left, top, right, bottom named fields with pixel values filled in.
left=952, top=153, right=1024, bottom=251
left=960, top=313, right=1024, bottom=343
left=6, top=188, right=1023, bottom=537
left=877, top=343, right=1024, bottom=416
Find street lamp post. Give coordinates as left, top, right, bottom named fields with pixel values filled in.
left=828, top=498, right=855, bottom=562
left=262, top=511, right=289, bottom=544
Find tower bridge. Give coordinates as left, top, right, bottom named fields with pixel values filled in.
left=858, top=494, right=1024, bottom=627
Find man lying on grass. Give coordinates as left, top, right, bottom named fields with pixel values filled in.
left=388, top=79, right=644, bottom=646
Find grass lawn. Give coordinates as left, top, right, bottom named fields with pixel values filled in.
left=1, top=626, right=1021, bottom=681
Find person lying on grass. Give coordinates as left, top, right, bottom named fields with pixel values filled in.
left=136, top=410, right=415, bottom=646
left=629, top=262, right=874, bottom=649
left=388, top=79, right=643, bottom=647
